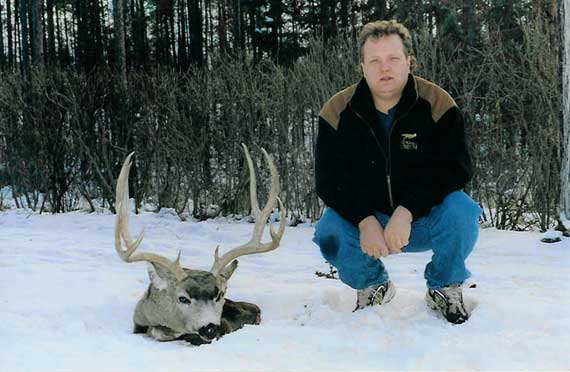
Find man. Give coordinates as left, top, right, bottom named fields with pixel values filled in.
left=313, top=20, right=481, bottom=324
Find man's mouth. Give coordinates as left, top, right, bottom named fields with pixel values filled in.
left=380, top=77, right=393, bottom=81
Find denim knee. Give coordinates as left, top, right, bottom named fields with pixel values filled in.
left=429, top=191, right=481, bottom=262
left=313, top=208, right=356, bottom=262
left=438, top=191, right=481, bottom=230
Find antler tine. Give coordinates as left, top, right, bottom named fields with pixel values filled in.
left=210, top=147, right=285, bottom=276
left=114, top=152, right=187, bottom=282
left=250, top=148, right=280, bottom=243
left=242, top=143, right=261, bottom=216
left=269, top=196, right=286, bottom=244
left=253, top=150, right=286, bottom=248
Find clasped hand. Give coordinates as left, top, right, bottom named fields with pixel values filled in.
left=358, top=206, right=412, bottom=259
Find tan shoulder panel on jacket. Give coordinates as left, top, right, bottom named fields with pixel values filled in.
left=415, top=76, right=457, bottom=123
left=319, top=84, right=357, bottom=130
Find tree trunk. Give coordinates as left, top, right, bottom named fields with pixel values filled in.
left=15, top=0, right=20, bottom=64
left=168, top=1, right=177, bottom=65
left=188, top=0, right=203, bottom=65
left=268, top=0, right=282, bottom=60
left=140, top=0, right=148, bottom=68
left=0, top=1, right=5, bottom=68
left=75, top=0, right=87, bottom=69
left=113, top=0, right=127, bottom=91
left=155, top=0, right=171, bottom=65
left=63, top=6, right=72, bottom=66
left=7, top=0, right=14, bottom=68
left=178, top=0, right=188, bottom=69
left=248, top=7, right=260, bottom=63
left=30, top=0, right=44, bottom=66
left=19, top=0, right=29, bottom=73
left=46, top=0, right=56, bottom=66
left=100, top=0, right=110, bottom=65
left=463, top=0, right=477, bottom=47
left=561, top=0, right=570, bottom=228
left=232, top=0, right=243, bottom=55
left=205, top=0, right=212, bottom=62
left=92, top=0, right=104, bottom=67
left=339, top=0, right=349, bottom=31
left=55, top=2, right=63, bottom=65
left=218, top=1, right=228, bottom=54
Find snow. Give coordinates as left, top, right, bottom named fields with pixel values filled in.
left=1, top=208, right=569, bottom=371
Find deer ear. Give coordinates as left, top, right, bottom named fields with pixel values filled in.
left=147, top=263, right=174, bottom=290
left=219, top=260, right=238, bottom=280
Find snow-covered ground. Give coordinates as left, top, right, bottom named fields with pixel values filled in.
left=1, top=208, right=569, bottom=371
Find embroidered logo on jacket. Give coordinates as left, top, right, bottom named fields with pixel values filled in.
left=400, top=133, right=418, bottom=150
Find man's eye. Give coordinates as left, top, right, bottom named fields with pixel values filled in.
left=216, top=292, right=224, bottom=302
left=179, top=296, right=191, bottom=304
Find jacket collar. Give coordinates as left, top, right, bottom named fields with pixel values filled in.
left=349, top=73, right=419, bottom=122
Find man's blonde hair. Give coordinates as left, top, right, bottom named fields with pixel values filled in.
left=359, top=20, right=415, bottom=68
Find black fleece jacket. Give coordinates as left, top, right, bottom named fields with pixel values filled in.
left=315, top=74, right=473, bottom=225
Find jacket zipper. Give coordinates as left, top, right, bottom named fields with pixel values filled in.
left=348, top=104, right=394, bottom=210
left=386, top=118, right=399, bottom=209
left=349, top=104, right=415, bottom=211
left=386, top=173, right=394, bottom=209
left=386, top=112, right=415, bottom=210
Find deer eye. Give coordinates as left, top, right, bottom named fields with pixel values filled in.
left=178, top=296, right=191, bottom=304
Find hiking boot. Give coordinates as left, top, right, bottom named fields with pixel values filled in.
left=354, top=281, right=396, bottom=311
left=425, top=284, right=469, bottom=324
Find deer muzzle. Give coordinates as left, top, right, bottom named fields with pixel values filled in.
left=198, top=323, right=220, bottom=342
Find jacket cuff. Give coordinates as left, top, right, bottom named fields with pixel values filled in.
left=398, top=198, right=424, bottom=221
left=350, top=209, right=375, bottom=227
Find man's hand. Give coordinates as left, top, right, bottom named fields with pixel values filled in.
left=358, top=216, right=390, bottom=259
left=384, top=206, right=412, bottom=253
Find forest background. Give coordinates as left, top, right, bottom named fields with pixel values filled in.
left=0, top=0, right=567, bottom=233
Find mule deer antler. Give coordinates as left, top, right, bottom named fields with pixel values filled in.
left=210, top=144, right=286, bottom=276
left=115, top=152, right=188, bottom=282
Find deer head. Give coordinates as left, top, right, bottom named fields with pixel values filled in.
left=115, top=145, right=286, bottom=343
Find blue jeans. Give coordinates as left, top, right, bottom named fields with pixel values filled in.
left=313, top=191, right=482, bottom=290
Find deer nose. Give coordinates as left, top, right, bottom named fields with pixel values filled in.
left=198, top=323, right=219, bottom=340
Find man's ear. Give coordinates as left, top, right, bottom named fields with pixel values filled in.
left=219, top=260, right=239, bottom=281
left=147, top=263, right=176, bottom=290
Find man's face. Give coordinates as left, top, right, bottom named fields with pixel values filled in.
left=361, top=34, right=411, bottom=103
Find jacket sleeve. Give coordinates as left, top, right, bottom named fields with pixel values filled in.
left=398, top=106, right=473, bottom=219
left=315, top=117, right=375, bottom=226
